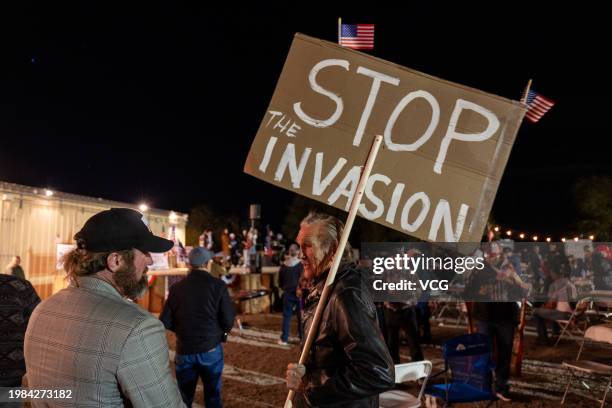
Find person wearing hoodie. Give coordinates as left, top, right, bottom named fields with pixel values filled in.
left=278, top=243, right=304, bottom=346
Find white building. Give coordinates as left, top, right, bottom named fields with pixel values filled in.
left=1, top=181, right=187, bottom=299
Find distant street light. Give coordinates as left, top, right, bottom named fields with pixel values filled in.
left=139, top=203, right=148, bottom=212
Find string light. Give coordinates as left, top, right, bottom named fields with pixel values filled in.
left=488, top=226, right=596, bottom=242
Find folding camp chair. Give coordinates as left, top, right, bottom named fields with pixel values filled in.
left=555, top=296, right=592, bottom=346
left=591, top=291, right=612, bottom=322
left=434, top=302, right=468, bottom=326
left=561, top=323, right=612, bottom=408
left=425, top=333, right=497, bottom=407
left=379, top=360, right=433, bottom=408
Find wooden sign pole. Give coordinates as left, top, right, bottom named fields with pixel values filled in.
left=284, top=135, right=383, bottom=408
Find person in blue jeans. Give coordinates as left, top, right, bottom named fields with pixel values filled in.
left=174, top=346, right=224, bottom=408
left=161, top=247, right=236, bottom=408
left=278, top=244, right=304, bottom=346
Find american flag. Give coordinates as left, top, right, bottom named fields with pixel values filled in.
left=525, top=90, right=555, bottom=123
left=339, top=23, right=375, bottom=50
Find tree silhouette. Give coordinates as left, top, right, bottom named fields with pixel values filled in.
left=186, top=204, right=241, bottom=248
left=574, top=176, right=612, bottom=241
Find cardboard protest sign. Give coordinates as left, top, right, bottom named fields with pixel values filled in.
left=245, top=34, right=525, bottom=242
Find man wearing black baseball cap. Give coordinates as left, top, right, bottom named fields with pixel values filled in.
left=25, top=208, right=186, bottom=407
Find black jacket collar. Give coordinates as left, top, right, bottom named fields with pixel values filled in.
left=189, top=268, right=211, bottom=277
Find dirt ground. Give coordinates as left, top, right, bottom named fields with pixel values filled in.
left=164, top=313, right=611, bottom=407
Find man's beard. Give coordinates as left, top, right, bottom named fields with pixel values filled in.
left=114, top=261, right=148, bottom=300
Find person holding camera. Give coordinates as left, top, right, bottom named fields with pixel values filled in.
left=160, top=247, right=236, bottom=408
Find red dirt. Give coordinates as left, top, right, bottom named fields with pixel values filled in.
left=164, top=313, right=610, bottom=407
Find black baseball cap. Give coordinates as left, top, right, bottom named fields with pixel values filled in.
left=74, top=208, right=174, bottom=253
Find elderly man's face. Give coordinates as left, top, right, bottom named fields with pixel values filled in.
left=296, top=225, right=320, bottom=280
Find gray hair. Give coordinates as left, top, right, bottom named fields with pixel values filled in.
left=300, top=212, right=354, bottom=267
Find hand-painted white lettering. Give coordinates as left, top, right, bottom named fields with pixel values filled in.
left=312, top=153, right=347, bottom=196
left=353, top=67, right=400, bottom=147
left=286, top=123, right=302, bottom=138
left=434, top=99, right=500, bottom=174
left=400, top=192, right=430, bottom=232
left=384, top=90, right=440, bottom=152
left=428, top=200, right=469, bottom=242
left=265, top=111, right=283, bottom=127
left=258, top=136, right=278, bottom=173
left=273, top=115, right=291, bottom=133
left=327, top=165, right=361, bottom=211
left=359, top=174, right=391, bottom=219
left=274, top=143, right=312, bottom=188
left=293, top=59, right=350, bottom=128
left=385, top=183, right=405, bottom=224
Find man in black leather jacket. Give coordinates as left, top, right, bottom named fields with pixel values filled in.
left=286, top=213, right=394, bottom=407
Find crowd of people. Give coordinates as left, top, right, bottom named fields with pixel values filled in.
left=279, top=237, right=612, bottom=404
left=0, top=209, right=394, bottom=406
left=1, top=207, right=610, bottom=407
left=197, top=225, right=289, bottom=268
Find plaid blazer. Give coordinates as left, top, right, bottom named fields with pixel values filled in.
left=24, top=276, right=185, bottom=407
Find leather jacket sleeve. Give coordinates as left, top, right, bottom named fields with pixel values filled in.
left=303, top=287, right=395, bottom=406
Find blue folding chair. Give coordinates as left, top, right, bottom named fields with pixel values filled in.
left=425, top=333, right=497, bottom=407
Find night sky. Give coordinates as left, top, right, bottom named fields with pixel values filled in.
left=1, top=4, right=610, bottom=237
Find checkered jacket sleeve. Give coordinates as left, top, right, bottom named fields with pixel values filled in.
left=117, top=316, right=186, bottom=408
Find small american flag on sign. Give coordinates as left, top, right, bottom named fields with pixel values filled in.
left=525, top=90, right=555, bottom=123
left=339, top=23, right=375, bottom=50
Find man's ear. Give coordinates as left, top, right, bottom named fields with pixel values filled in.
left=107, top=252, right=121, bottom=272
